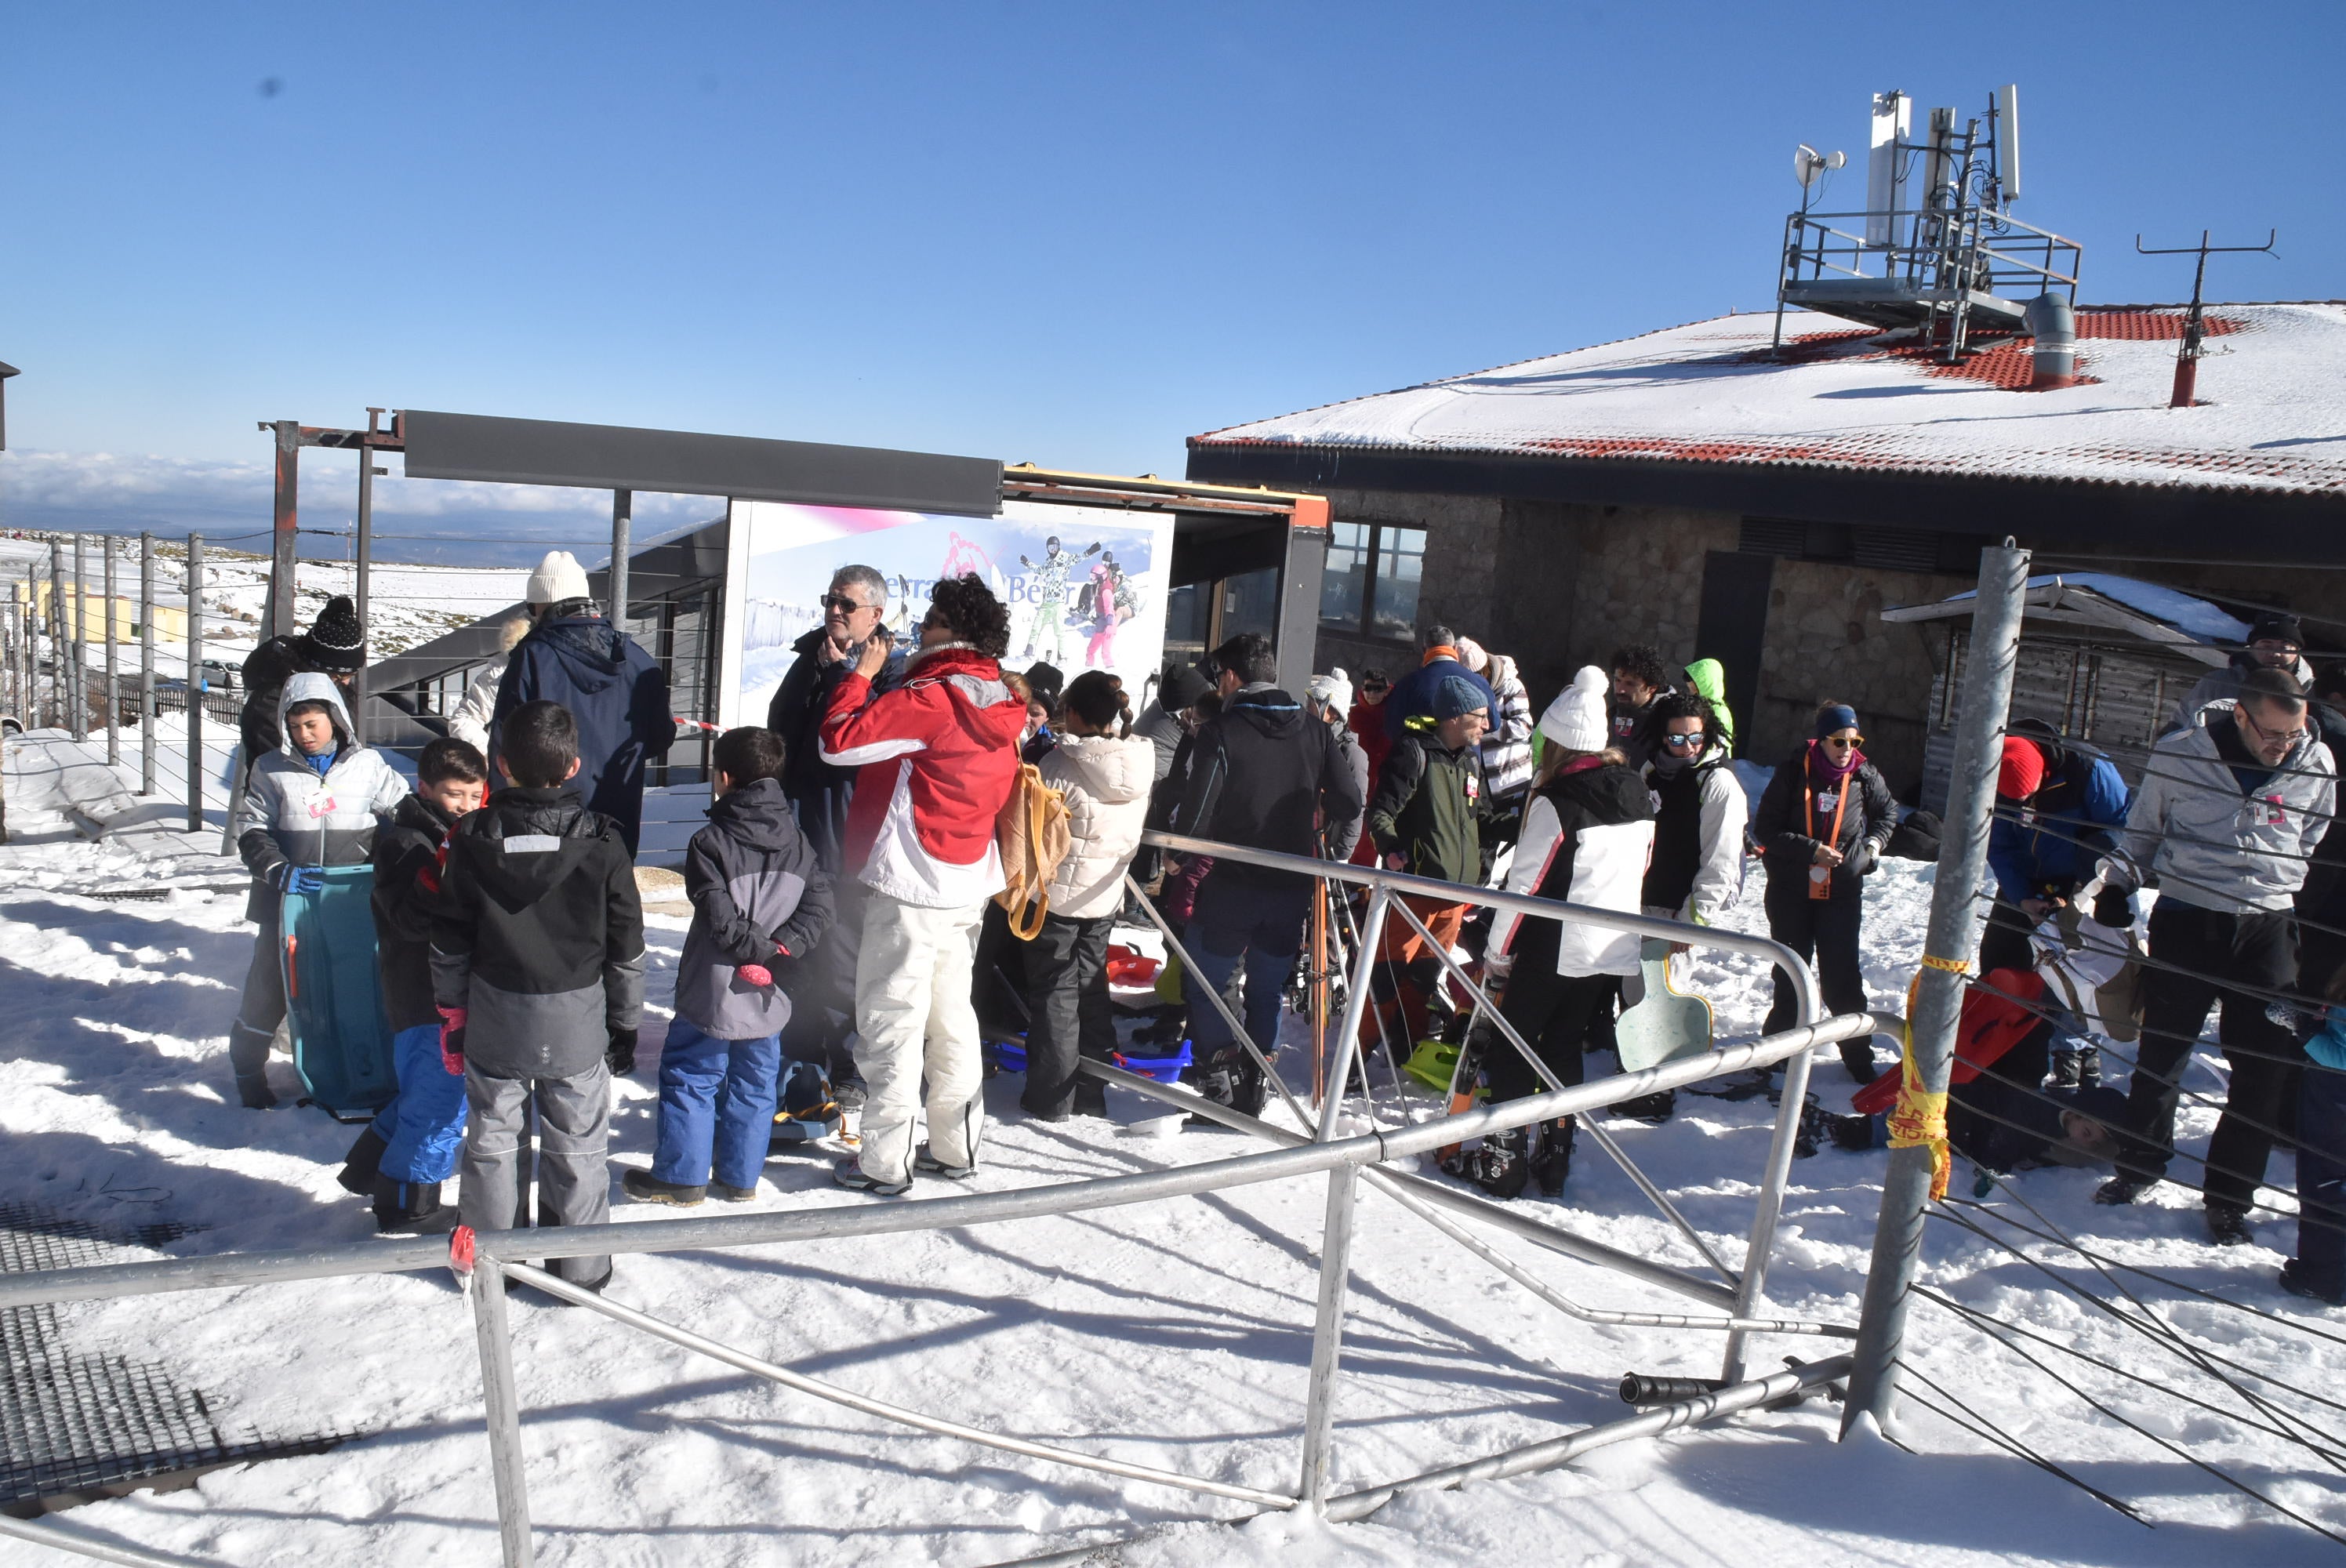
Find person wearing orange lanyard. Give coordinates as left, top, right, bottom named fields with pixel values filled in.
left=1753, top=702, right=1896, bottom=1083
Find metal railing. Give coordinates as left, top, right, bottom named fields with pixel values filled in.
left=0, top=833, right=1877, bottom=1567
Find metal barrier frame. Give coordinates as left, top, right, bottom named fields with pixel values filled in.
left=0, top=833, right=1875, bottom=1567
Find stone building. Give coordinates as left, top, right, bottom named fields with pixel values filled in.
left=1184, top=302, right=2346, bottom=796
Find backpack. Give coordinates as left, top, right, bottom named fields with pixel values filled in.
left=994, top=761, right=1072, bottom=939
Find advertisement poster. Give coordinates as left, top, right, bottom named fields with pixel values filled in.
left=719, top=498, right=1176, bottom=729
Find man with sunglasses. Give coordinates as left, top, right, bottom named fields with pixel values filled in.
left=765, top=565, right=905, bottom=1105
left=1612, top=693, right=1749, bottom=1123
left=2099, top=666, right=2336, bottom=1242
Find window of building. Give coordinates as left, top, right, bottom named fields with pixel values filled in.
left=1319, top=521, right=1428, bottom=641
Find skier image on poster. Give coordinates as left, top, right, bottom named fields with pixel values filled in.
left=1016, top=535, right=1099, bottom=664
left=1077, top=554, right=1138, bottom=669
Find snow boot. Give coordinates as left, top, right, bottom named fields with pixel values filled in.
left=2206, top=1206, right=2253, bottom=1247
left=1442, top=1127, right=1530, bottom=1201
left=1072, top=1079, right=1109, bottom=1119
left=1824, top=1109, right=1883, bottom=1152
left=1839, top=1040, right=1880, bottom=1084
left=338, top=1126, right=388, bottom=1196
left=1531, top=1117, right=1576, bottom=1197
left=1792, top=1094, right=1827, bottom=1160
left=1607, top=1091, right=1676, bottom=1125
left=2279, top=1260, right=2346, bottom=1306
left=913, top=1145, right=977, bottom=1181
left=2094, top=1176, right=2148, bottom=1206
left=710, top=1181, right=758, bottom=1203
left=622, top=1169, right=707, bottom=1207
left=237, top=1073, right=278, bottom=1111
left=370, top=1176, right=452, bottom=1235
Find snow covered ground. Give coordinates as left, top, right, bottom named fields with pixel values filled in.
left=2, top=730, right=2341, bottom=1566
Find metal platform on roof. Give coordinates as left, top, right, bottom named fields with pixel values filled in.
left=0, top=1203, right=343, bottom=1512
left=1778, top=278, right=2033, bottom=336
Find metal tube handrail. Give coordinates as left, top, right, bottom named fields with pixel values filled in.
left=0, top=1024, right=1850, bottom=1312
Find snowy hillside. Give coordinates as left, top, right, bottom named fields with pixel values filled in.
left=0, top=732, right=2339, bottom=1566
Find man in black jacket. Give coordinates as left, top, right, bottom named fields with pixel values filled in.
left=764, top=564, right=903, bottom=1103
left=1173, top=633, right=1364, bottom=1111
left=433, top=701, right=645, bottom=1293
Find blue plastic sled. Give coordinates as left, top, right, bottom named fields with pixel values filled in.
left=279, top=865, right=398, bottom=1121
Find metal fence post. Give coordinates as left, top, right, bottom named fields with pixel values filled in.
left=1314, top=887, right=1391, bottom=1140
left=139, top=533, right=155, bottom=795
left=1842, top=539, right=2029, bottom=1436
left=1298, top=1162, right=1361, bottom=1512
left=103, top=535, right=119, bottom=765
left=469, top=1258, right=536, bottom=1568
left=71, top=531, right=87, bottom=736
left=185, top=535, right=204, bottom=834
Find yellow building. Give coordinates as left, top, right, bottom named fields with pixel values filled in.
left=9, top=579, right=191, bottom=644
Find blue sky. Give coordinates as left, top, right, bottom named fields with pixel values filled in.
left=2, top=1, right=2339, bottom=561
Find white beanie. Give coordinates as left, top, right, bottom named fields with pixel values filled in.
left=1538, top=666, right=1611, bottom=752
left=526, top=550, right=590, bottom=606
left=1454, top=637, right=1489, bottom=674
left=1307, top=666, right=1355, bottom=717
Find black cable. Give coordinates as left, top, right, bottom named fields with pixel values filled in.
left=1916, top=1283, right=2346, bottom=1465
left=2091, top=733, right=2345, bottom=795
left=1967, top=952, right=2333, bottom=1080
left=1941, top=1198, right=2346, bottom=1351
left=1970, top=888, right=2342, bottom=1014
left=1993, top=801, right=2326, bottom=866
left=1972, top=1171, right=2346, bottom=1468
left=1927, top=1205, right=2346, bottom=1421
left=1896, top=1366, right=2149, bottom=1523
left=1907, top=1286, right=2346, bottom=1544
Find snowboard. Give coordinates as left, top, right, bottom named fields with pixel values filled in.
left=1616, top=939, right=1714, bottom=1073
left=279, top=866, right=399, bottom=1121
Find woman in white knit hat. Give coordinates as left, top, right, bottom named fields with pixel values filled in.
left=1306, top=668, right=1367, bottom=861
left=1447, top=666, right=1654, bottom=1201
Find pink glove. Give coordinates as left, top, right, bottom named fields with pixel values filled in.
left=735, top=963, right=774, bottom=989
left=438, top=1007, right=468, bottom=1076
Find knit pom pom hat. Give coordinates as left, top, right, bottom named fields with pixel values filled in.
left=1538, top=666, right=1611, bottom=751
left=302, top=595, right=365, bottom=673
left=1307, top=666, right=1355, bottom=717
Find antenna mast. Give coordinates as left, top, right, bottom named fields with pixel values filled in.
left=2132, top=230, right=2279, bottom=408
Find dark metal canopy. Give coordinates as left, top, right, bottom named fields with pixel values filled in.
left=400, top=409, right=1004, bottom=517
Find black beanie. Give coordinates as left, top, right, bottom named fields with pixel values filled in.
left=2249, top=612, right=2303, bottom=649
left=1159, top=662, right=1213, bottom=712
left=303, top=595, right=366, bottom=673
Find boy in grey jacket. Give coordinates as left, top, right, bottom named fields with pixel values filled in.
left=626, top=727, right=833, bottom=1205
left=230, top=672, right=410, bottom=1108
left=432, top=701, right=645, bottom=1292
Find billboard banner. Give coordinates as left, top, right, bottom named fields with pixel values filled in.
left=719, top=497, right=1175, bottom=730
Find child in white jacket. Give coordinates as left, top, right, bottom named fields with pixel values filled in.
left=1022, top=670, right=1156, bottom=1120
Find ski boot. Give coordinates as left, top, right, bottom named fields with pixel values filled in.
left=1442, top=1127, right=1530, bottom=1200
left=1531, top=1117, right=1575, bottom=1197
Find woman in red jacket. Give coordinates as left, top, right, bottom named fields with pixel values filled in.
left=820, top=574, right=1026, bottom=1194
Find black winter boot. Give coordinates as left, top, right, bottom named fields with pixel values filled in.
left=1607, top=1091, right=1676, bottom=1125
left=370, top=1175, right=452, bottom=1234
left=1443, top=1128, right=1530, bottom=1200
left=338, top=1127, right=389, bottom=1196
left=1531, top=1117, right=1575, bottom=1197
left=1839, top=1040, right=1880, bottom=1084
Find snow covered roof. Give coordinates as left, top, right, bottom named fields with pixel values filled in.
left=1880, top=572, right=2244, bottom=666
left=1193, top=303, right=2346, bottom=497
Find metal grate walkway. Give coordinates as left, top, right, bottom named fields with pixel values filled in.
left=0, top=1203, right=343, bottom=1510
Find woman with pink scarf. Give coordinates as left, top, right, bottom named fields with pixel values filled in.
left=1752, top=701, right=1898, bottom=1083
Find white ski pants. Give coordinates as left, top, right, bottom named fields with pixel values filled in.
left=852, top=891, right=988, bottom=1185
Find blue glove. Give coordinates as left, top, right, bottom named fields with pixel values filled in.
left=271, top=865, right=325, bottom=895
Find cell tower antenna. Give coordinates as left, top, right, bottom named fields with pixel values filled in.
left=2133, top=229, right=2279, bottom=407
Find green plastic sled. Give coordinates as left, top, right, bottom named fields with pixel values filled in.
left=279, top=865, right=399, bottom=1121
left=1616, top=938, right=1715, bottom=1073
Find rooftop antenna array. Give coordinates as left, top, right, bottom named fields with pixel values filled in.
left=1772, top=84, right=2080, bottom=363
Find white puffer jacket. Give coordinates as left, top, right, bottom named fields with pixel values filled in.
left=1036, top=732, right=1156, bottom=920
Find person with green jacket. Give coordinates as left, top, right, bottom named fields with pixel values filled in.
left=1362, top=677, right=1491, bottom=1050
left=1680, top=658, right=1738, bottom=759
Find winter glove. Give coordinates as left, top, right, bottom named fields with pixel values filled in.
left=607, top=1026, right=637, bottom=1076
left=735, top=962, right=775, bottom=989
left=438, top=1007, right=468, bottom=1076
left=267, top=863, right=326, bottom=896
left=1847, top=844, right=1879, bottom=877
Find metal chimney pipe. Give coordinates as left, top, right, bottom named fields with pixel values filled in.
left=2024, top=293, right=2076, bottom=387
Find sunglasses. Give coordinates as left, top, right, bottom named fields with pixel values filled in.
left=1659, top=731, right=1709, bottom=750
left=1823, top=734, right=1865, bottom=748
left=821, top=593, right=877, bottom=613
